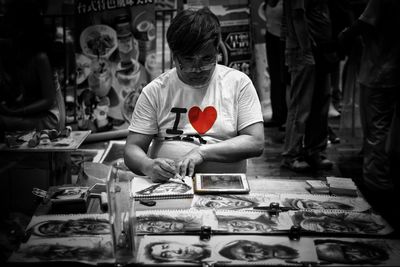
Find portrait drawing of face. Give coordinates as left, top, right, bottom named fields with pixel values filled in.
left=218, top=215, right=277, bottom=233
left=201, top=175, right=243, bottom=189
left=218, top=240, right=299, bottom=262
left=136, top=182, right=191, bottom=195
left=21, top=241, right=113, bottom=261
left=31, top=218, right=110, bottom=237
left=145, top=241, right=211, bottom=263
left=52, top=187, right=86, bottom=200
left=299, top=214, right=385, bottom=234
left=195, top=195, right=256, bottom=210
left=315, top=239, right=389, bottom=264
left=286, top=198, right=354, bottom=210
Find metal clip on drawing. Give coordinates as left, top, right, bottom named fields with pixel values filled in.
left=139, top=199, right=156, bottom=207
left=253, top=202, right=291, bottom=215
left=285, top=260, right=323, bottom=267
left=201, top=262, right=216, bottom=267
left=289, top=225, right=302, bottom=240
left=268, top=202, right=280, bottom=216
left=200, top=226, right=212, bottom=241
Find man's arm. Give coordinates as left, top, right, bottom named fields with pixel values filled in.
left=124, top=132, right=176, bottom=182
left=338, top=0, right=378, bottom=48
left=176, top=122, right=264, bottom=176
left=290, top=2, right=312, bottom=52
left=200, top=122, right=264, bottom=162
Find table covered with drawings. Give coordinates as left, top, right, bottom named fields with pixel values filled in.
left=0, top=129, right=91, bottom=152
left=0, top=130, right=92, bottom=186
left=8, top=167, right=400, bottom=266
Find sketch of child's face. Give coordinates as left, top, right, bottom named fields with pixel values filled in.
left=137, top=220, right=185, bottom=233
left=226, top=219, right=271, bottom=232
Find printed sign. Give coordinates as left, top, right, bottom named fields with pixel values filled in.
left=74, top=0, right=156, bottom=133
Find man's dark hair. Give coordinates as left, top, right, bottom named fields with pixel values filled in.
left=167, top=7, right=221, bottom=57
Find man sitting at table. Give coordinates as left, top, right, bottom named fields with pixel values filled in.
left=124, top=7, right=264, bottom=181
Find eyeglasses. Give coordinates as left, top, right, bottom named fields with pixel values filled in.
left=176, top=54, right=217, bottom=73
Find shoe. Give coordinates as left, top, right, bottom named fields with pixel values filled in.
left=281, top=158, right=311, bottom=172
left=328, top=103, right=341, bottom=118
left=305, top=154, right=333, bottom=170
left=328, top=127, right=340, bottom=144
left=328, top=135, right=340, bottom=144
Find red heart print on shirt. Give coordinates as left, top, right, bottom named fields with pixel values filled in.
left=188, top=106, right=217, bottom=134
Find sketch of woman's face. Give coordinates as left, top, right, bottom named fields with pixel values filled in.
left=137, top=182, right=191, bottom=195
left=54, top=188, right=84, bottom=200
left=200, top=196, right=254, bottom=209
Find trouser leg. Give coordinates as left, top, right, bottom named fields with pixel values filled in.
left=266, top=32, right=287, bottom=124
left=362, top=84, right=398, bottom=192
left=304, top=68, right=330, bottom=156
left=283, top=64, right=315, bottom=159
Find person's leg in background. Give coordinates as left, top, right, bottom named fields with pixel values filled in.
left=327, top=62, right=341, bottom=144
left=329, top=62, right=342, bottom=116
left=282, top=50, right=315, bottom=171
left=362, top=85, right=397, bottom=193
left=279, top=37, right=289, bottom=130
left=361, top=84, right=399, bottom=226
left=265, top=32, right=287, bottom=127
left=303, top=66, right=333, bottom=170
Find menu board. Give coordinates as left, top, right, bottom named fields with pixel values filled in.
left=73, top=0, right=156, bottom=133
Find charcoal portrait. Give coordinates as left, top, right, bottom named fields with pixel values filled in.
left=293, top=211, right=386, bottom=234
left=315, top=239, right=389, bottom=264
left=136, top=181, right=191, bottom=195
left=192, top=195, right=258, bottom=210
left=136, top=214, right=202, bottom=233
left=201, top=174, right=244, bottom=189
left=29, top=218, right=110, bottom=237
left=144, top=240, right=211, bottom=263
left=217, top=214, right=279, bottom=233
left=218, top=240, right=299, bottom=262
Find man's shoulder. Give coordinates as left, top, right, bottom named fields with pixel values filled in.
left=217, top=64, right=250, bottom=81
left=142, top=68, right=175, bottom=93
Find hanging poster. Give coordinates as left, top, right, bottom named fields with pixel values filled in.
left=74, top=0, right=156, bottom=133
left=209, top=1, right=251, bottom=76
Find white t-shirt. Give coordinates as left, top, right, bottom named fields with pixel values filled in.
left=128, top=64, right=263, bottom=172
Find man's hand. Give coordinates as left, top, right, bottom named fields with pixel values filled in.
left=176, top=147, right=205, bottom=177
left=143, top=158, right=176, bottom=182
